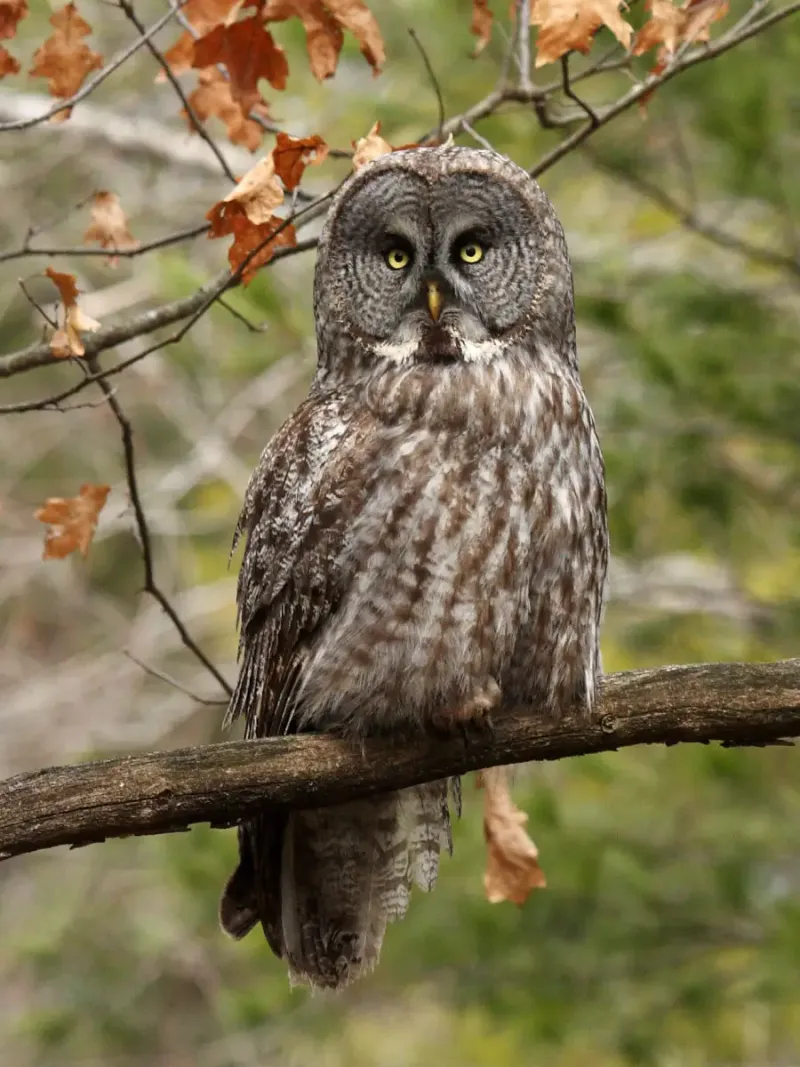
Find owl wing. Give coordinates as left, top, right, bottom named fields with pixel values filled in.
left=225, top=386, right=369, bottom=739
left=221, top=387, right=372, bottom=952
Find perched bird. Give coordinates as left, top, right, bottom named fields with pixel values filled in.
left=219, top=145, right=608, bottom=990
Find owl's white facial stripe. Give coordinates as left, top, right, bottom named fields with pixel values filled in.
left=374, top=338, right=419, bottom=364
left=375, top=332, right=503, bottom=366
left=458, top=338, right=504, bottom=363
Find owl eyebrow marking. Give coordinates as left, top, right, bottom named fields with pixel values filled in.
left=379, top=232, right=415, bottom=254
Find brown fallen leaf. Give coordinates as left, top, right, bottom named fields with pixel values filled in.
left=680, top=0, right=729, bottom=45
left=633, top=0, right=727, bottom=109
left=273, top=131, right=328, bottom=190
left=352, top=120, right=393, bottom=169
left=160, top=0, right=254, bottom=77
left=217, top=214, right=297, bottom=284
left=263, top=0, right=344, bottom=80
left=192, top=16, right=288, bottom=114
left=0, top=0, right=28, bottom=39
left=186, top=67, right=268, bottom=151
left=0, top=42, right=18, bottom=76
left=470, top=0, right=493, bottom=56
left=207, top=152, right=297, bottom=282
left=29, top=3, right=102, bottom=100
left=209, top=154, right=285, bottom=229
left=632, top=0, right=685, bottom=54
left=83, top=191, right=139, bottom=266
left=479, top=766, right=546, bottom=905
left=323, top=0, right=384, bottom=73
left=35, top=483, right=111, bottom=560
left=44, top=266, right=101, bottom=358
left=263, top=0, right=383, bottom=78
left=530, top=0, right=632, bottom=67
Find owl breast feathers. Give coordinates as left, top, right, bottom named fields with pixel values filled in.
left=219, top=145, right=608, bottom=991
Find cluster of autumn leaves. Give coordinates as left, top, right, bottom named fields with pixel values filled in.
left=3, top=0, right=729, bottom=128
left=473, top=0, right=728, bottom=72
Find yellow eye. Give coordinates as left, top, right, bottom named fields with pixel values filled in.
left=386, top=248, right=411, bottom=270
left=459, top=242, right=483, bottom=264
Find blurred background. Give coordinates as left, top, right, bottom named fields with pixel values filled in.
left=2, top=1, right=800, bottom=1064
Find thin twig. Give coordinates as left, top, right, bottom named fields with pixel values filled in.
left=517, top=0, right=534, bottom=92
left=123, top=651, right=228, bottom=706
left=531, top=0, right=800, bottom=177
left=0, top=4, right=184, bottom=131
left=18, top=278, right=57, bottom=329
left=408, top=29, right=446, bottom=143
left=0, top=223, right=322, bottom=392
left=116, top=0, right=236, bottom=184
left=217, top=298, right=270, bottom=333
left=0, top=223, right=209, bottom=265
left=86, top=355, right=233, bottom=697
left=560, top=53, right=599, bottom=126
left=23, top=191, right=99, bottom=245
left=460, top=119, right=495, bottom=151
left=584, top=146, right=800, bottom=279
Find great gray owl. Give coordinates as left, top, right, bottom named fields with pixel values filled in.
left=219, top=144, right=608, bottom=990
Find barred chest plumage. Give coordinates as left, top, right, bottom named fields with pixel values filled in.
left=297, top=349, right=605, bottom=737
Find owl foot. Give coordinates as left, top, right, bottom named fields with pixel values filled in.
left=430, top=678, right=501, bottom=739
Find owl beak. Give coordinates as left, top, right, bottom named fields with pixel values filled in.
left=426, top=281, right=442, bottom=322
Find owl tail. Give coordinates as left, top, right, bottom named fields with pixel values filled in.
left=220, top=781, right=454, bottom=990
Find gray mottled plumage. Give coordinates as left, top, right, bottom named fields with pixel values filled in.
left=219, top=145, right=609, bottom=990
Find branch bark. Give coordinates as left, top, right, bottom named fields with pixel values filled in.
left=1, top=659, right=798, bottom=862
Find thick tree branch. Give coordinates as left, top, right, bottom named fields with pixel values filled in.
left=1, top=659, right=798, bottom=861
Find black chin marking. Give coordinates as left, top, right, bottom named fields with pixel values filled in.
left=416, top=323, right=461, bottom=365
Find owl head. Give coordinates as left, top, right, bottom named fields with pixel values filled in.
left=313, top=145, right=576, bottom=374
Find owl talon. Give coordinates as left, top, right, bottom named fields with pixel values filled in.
left=430, top=678, right=501, bottom=738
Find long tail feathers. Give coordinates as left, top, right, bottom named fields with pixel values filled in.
left=219, top=780, right=454, bottom=991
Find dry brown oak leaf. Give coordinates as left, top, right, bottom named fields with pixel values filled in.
left=192, top=16, right=288, bottom=114
left=186, top=67, right=269, bottom=151
left=29, top=3, right=102, bottom=100
left=84, top=191, right=139, bottom=265
left=263, top=0, right=384, bottom=77
left=0, top=0, right=28, bottom=39
left=470, top=0, right=493, bottom=56
left=35, top=483, right=111, bottom=560
left=0, top=43, right=18, bottom=76
left=161, top=0, right=254, bottom=77
left=272, top=131, right=328, bottom=189
left=44, top=266, right=101, bottom=358
left=352, top=120, right=393, bottom=169
left=479, top=766, right=547, bottom=906
left=207, top=152, right=297, bottom=282
left=634, top=0, right=728, bottom=54
left=531, top=0, right=633, bottom=66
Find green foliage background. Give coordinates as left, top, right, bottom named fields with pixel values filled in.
left=1, top=1, right=799, bottom=1064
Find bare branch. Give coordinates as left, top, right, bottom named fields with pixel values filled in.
left=0, top=5, right=183, bottom=131
left=583, top=147, right=800, bottom=280
left=87, top=356, right=233, bottom=696
left=0, top=91, right=257, bottom=175
left=531, top=1, right=800, bottom=177
left=408, top=29, right=446, bottom=142
left=0, top=223, right=209, bottom=266
left=0, top=223, right=320, bottom=393
left=517, top=0, right=534, bottom=92
left=115, top=0, right=236, bottom=184
left=0, top=659, right=797, bottom=861
left=560, top=53, right=598, bottom=127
